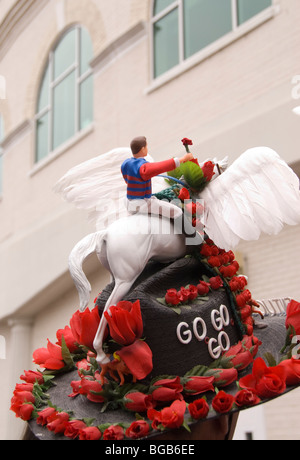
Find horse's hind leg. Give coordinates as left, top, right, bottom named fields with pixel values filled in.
left=93, top=279, right=134, bottom=366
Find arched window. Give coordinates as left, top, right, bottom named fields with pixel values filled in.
left=35, top=25, right=94, bottom=163
left=152, top=0, right=272, bottom=79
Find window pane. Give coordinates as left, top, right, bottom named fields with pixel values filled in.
left=153, top=8, right=179, bottom=78
left=153, top=0, right=175, bottom=16
left=53, top=71, right=76, bottom=150
left=54, top=28, right=76, bottom=79
left=80, top=28, right=93, bottom=76
left=237, top=0, right=272, bottom=25
left=184, top=0, right=232, bottom=59
left=36, top=113, right=49, bottom=162
left=37, top=63, right=49, bottom=112
left=80, top=75, right=93, bottom=130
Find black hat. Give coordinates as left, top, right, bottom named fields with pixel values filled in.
left=11, top=245, right=300, bottom=441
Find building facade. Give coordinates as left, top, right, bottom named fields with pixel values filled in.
left=0, top=0, right=300, bottom=440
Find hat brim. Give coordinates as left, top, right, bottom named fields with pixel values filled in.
left=27, top=312, right=297, bottom=441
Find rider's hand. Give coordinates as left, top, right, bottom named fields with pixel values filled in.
left=179, top=153, right=194, bottom=163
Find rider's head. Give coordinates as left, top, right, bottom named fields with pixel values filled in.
left=130, top=136, right=148, bottom=157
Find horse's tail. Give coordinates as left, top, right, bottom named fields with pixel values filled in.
left=68, top=231, right=106, bottom=311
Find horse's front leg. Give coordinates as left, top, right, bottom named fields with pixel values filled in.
left=93, top=280, right=133, bottom=367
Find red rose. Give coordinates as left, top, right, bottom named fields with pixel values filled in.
left=178, top=287, right=190, bottom=303
left=240, top=305, right=252, bottom=321
left=200, top=244, right=213, bottom=257
left=278, top=358, right=300, bottom=385
left=117, top=340, right=153, bottom=380
left=229, top=276, right=247, bottom=291
left=190, top=158, right=200, bottom=166
left=234, top=389, right=260, bottom=408
left=47, top=412, right=70, bottom=434
left=202, top=161, right=215, bottom=182
left=165, top=288, right=180, bottom=306
left=20, top=370, right=44, bottom=385
left=178, top=187, right=190, bottom=201
left=64, top=420, right=87, bottom=439
left=79, top=376, right=105, bottom=403
left=56, top=325, right=78, bottom=353
left=286, top=300, right=300, bottom=335
left=37, top=407, right=57, bottom=426
left=147, top=400, right=186, bottom=430
left=152, top=377, right=183, bottom=402
left=207, top=256, right=222, bottom=267
left=69, top=379, right=81, bottom=397
left=184, top=201, right=197, bottom=215
left=188, top=285, right=198, bottom=300
left=104, top=300, right=143, bottom=346
left=209, top=276, right=223, bottom=290
left=103, top=425, right=124, bottom=440
left=10, top=386, right=36, bottom=420
left=181, top=138, right=193, bottom=146
left=244, top=316, right=254, bottom=336
left=219, top=264, right=238, bottom=278
left=239, top=357, right=286, bottom=399
left=236, top=293, right=247, bottom=308
left=70, top=307, right=102, bottom=350
left=188, top=398, right=209, bottom=420
left=183, top=376, right=215, bottom=395
left=225, top=335, right=261, bottom=371
left=32, top=339, right=65, bottom=370
left=14, top=383, right=34, bottom=393
left=125, top=420, right=150, bottom=439
left=124, top=391, right=155, bottom=412
left=210, top=245, right=220, bottom=255
left=212, top=391, right=235, bottom=414
left=197, top=281, right=210, bottom=296
left=210, top=367, right=238, bottom=388
left=79, top=426, right=102, bottom=440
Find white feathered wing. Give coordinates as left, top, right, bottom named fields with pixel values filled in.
left=53, top=148, right=168, bottom=230
left=200, top=147, right=300, bottom=251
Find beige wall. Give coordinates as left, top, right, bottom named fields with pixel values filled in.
left=1, top=0, right=300, bottom=440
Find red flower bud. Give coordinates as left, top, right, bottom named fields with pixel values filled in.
left=212, top=391, right=235, bottom=414
left=124, top=391, right=155, bottom=412
left=104, top=300, right=143, bottom=346
left=188, top=398, right=210, bottom=420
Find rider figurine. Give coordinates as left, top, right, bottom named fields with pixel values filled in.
left=121, top=136, right=203, bottom=245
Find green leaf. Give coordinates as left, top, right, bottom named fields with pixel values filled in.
left=61, top=335, right=75, bottom=369
left=167, top=163, right=184, bottom=181
left=184, top=364, right=209, bottom=377
left=264, top=352, right=277, bottom=367
left=182, top=420, right=191, bottom=433
left=156, top=297, right=167, bottom=306
left=181, top=161, right=205, bottom=190
left=170, top=306, right=182, bottom=315
left=82, top=417, right=95, bottom=426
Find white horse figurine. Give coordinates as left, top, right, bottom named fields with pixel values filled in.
left=55, top=146, right=300, bottom=366
left=68, top=213, right=186, bottom=364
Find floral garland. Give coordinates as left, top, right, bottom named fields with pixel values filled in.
left=10, top=295, right=300, bottom=440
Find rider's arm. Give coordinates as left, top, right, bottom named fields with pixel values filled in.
left=139, top=158, right=180, bottom=181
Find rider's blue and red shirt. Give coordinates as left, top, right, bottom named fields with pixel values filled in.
left=121, top=157, right=177, bottom=200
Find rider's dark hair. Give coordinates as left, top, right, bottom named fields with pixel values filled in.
left=130, top=136, right=147, bottom=156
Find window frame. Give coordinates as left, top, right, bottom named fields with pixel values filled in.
left=34, top=25, right=94, bottom=163
left=149, top=0, right=278, bottom=91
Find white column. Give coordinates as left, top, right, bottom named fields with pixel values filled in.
left=6, top=318, right=33, bottom=441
